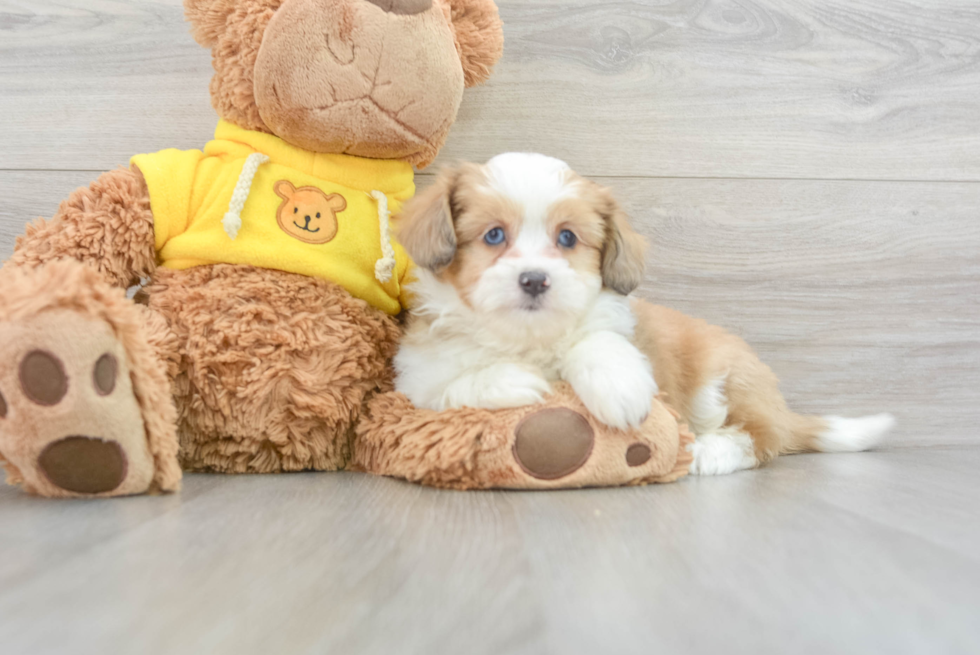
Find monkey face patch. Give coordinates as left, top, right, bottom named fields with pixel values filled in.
left=274, top=180, right=346, bottom=244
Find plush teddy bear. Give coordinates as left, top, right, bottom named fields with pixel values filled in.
left=0, top=0, right=693, bottom=498
left=0, top=0, right=505, bottom=497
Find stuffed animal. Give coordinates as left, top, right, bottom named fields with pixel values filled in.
left=0, top=0, right=505, bottom=497
left=0, top=0, right=693, bottom=498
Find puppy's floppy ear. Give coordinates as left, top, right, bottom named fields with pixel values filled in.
left=445, top=0, right=505, bottom=87
left=597, top=187, right=646, bottom=295
left=397, top=167, right=461, bottom=271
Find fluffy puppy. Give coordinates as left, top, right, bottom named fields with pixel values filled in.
left=394, top=153, right=894, bottom=475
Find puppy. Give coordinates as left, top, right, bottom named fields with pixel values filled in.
left=394, top=153, right=894, bottom=475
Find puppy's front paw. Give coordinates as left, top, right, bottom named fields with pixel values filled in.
left=442, top=364, right=551, bottom=410
left=562, top=332, right=657, bottom=430
left=573, top=362, right=657, bottom=430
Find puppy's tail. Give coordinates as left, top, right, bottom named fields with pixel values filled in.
left=781, top=412, right=895, bottom=455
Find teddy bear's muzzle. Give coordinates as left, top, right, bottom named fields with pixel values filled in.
left=365, top=0, right=431, bottom=14
left=252, top=0, right=464, bottom=166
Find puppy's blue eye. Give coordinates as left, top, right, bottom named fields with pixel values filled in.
left=484, top=227, right=506, bottom=245
left=558, top=229, right=577, bottom=248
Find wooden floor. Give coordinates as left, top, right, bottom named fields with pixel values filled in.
left=2, top=449, right=980, bottom=654
left=1, top=1, right=979, bottom=653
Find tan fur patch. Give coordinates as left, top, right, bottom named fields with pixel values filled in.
left=567, top=177, right=647, bottom=295
left=441, top=183, right=524, bottom=305
left=546, top=195, right=606, bottom=278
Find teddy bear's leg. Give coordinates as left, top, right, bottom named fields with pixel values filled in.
left=147, top=265, right=400, bottom=474
left=355, top=386, right=694, bottom=489
left=0, top=261, right=180, bottom=497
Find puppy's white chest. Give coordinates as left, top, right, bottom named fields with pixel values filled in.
left=519, top=345, right=566, bottom=381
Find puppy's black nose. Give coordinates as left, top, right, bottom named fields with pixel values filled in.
left=519, top=271, right=550, bottom=297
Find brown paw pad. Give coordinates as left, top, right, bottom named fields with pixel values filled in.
left=626, top=443, right=652, bottom=467
left=513, top=408, right=594, bottom=480
left=38, top=437, right=128, bottom=494
left=19, top=350, right=68, bottom=406
left=93, top=353, right=118, bottom=396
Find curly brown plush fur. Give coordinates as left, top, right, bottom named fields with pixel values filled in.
left=446, top=0, right=504, bottom=87
left=206, top=0, right=282, bottom=134
left=11, top=167, right=156, bottom=289
left=146, top=265, right=400, bottom=473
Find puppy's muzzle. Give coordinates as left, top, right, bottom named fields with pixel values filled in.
left=519, top=271, right=550, bottom=298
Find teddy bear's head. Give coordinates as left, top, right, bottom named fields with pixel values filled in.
left=184, top=0, right=504, bottom=168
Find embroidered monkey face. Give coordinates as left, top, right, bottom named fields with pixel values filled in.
left=274, top=180, right=346, bottom=244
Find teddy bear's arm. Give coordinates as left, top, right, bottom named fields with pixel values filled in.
left=10, top=166, right=157, bottom=289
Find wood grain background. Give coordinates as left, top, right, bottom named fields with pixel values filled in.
left=1, top=0, right=978, bottom=446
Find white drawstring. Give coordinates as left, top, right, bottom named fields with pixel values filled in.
left=223, top=153, right=270, bottom=240
left=371, top=190, right=397, bottom=284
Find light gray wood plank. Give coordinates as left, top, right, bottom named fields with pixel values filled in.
left=2, top=171, right=977, bottom=447
left=774, top=446, right=980, bottom=564
left=0, top=473, right=544, bottom=655
left=1, top=448, right=979, bottom=655
left=2, top=1, right=980, bottom=180
left=450, top=0, right=980, bottom=180
left=612, top=176, right=980, bottom=448
left=503, top=449, right=980, bottom=655
left=0, top=0, right=216, bottom=169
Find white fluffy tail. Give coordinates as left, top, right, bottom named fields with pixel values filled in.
left=813, top=413, right=896, bottom=453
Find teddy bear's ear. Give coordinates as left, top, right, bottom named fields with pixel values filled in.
left=327, top=194, right=348, bottom=213
left=445, top=0, right=505, bottom=88
left=183, top=0, right=238, bottom=47
left=274, top=180, right=296, bottom=200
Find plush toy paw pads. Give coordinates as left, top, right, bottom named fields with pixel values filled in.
left=38, top=436, right=127, bottom=494
left=19, top=349, right=69, bottom=405
left=513, top=408, right=595, bottom=480
left=625, top=442, right=652, bottom=467
left=0, top=311, right=157, bottom=497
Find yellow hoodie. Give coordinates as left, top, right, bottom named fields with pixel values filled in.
left=131, top=121, right=416, bottom=315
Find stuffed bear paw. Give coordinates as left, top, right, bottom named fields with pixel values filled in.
left=0, top=261, right=179, bottom=497
left=353, top=382, right=694, bottom=490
